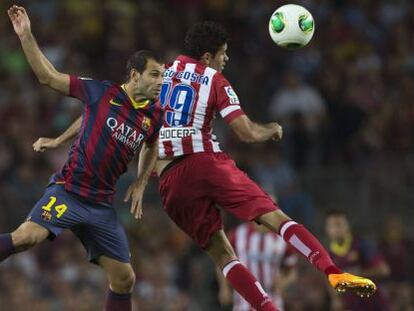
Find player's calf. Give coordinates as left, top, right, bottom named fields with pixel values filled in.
left=257, top=211, right=342, bottom=275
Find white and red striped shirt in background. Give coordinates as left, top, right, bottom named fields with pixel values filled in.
left=229, top=223, right=297, bottom=311
left=159, top=55, right=245, bottom=158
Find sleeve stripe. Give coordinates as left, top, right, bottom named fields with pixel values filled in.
left=220, top=105, right=241, bottom=118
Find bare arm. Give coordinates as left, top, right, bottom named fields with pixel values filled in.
left=229, top=114, right=283, bottom=143
left=33, top=116, right=82, bottom=152
left=8, top=5, right=70, bottom=94
left=124, top=139, right=159, bottom=219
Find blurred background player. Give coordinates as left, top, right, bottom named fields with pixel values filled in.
left=325, top=210, right=391, bottom=311
left=1, top=5, right=164, bottom=311
left=217, top=222, right=297, bottom=311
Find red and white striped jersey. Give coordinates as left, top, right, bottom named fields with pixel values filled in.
left=158, top=55, right=245, bottom=158
left=229, top=223, right=297, bottom=311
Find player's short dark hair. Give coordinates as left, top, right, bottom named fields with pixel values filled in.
left=184, top=21, right=229, bottom=59
left=125, top=50, right=161, bottom=79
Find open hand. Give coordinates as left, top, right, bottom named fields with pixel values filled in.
left=124, top=180, right=146, bottom=219
left=8, top=5, right=31, bottom=38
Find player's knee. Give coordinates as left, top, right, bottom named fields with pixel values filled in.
left=111, top=268, right=136, bottom=293
left=256, top=210, right=291, bottom=232
left=12, top=229, right=38, bottom=251
left=11, top=222, right=48, bottom=251
left=206, top=240, right=237, bottom=268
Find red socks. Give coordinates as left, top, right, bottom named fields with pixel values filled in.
left=279, top=220, right=342, bottom=276
left=105, top=290, right=131, bottom=311
left=223, top=260, right=277, bottom=311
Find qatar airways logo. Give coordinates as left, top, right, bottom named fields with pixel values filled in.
left=106, top=117, right=144, bottom=151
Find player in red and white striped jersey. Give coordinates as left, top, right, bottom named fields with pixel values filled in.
left=154, top=21, right=376, bottom=310
left=217, top=223, right=297, bottom=311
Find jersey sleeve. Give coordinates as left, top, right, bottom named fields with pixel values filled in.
left=213, top=74, right=245, bottom=123
left=69, top=76, right=107, bottom=106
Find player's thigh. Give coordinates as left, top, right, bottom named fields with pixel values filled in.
left=75, top=206, right=131, bottom=264
left=205, top=230, right=237, bottom=269
left=160, top=174, right=223, bottom=249
left=167, top=199, right=222, bottom=249
left=26, top=184, right=88, bottom=239
left=209, top=154, right=278, bottom=221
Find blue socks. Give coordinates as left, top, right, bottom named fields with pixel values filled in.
left=105, top=290, right=131, bottom=311
left=0, top=234, right=15, bottom=262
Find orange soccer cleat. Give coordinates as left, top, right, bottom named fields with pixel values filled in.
left=328, top=273, right=377, bottom=298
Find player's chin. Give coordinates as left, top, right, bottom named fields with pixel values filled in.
left=147, top=91, right=160, bottom=100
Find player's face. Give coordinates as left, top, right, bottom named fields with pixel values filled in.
left=325, top=215, right=350, bottom=241
left=210, top=43, right=229, bottom=73
left=137, top=59, right=164, bottom=100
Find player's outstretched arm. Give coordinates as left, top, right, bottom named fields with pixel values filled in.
left=229, top=115, right=283, bottom=143
left=124, top=139, right=159, bottom=219
left=8, top=5, right=70, bottom=94
left=33, top=116, right=82, bottom=152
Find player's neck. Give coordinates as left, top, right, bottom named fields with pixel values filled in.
left=122, top=83, right=148, bottom=102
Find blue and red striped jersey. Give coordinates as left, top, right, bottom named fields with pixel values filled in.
left=50, top=76, right=164, bottom=204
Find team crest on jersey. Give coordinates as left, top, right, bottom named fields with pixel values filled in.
left=41, top=210, right=52, bottom=222
left=224, top=86, right=240, bottom=105
left=142, top=117, right=151, bottom=131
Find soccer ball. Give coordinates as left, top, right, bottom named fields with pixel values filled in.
left=268, top=4, right=315, bottom=49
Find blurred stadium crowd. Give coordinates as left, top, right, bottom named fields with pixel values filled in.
left=0, top=0, right=414, bottom=310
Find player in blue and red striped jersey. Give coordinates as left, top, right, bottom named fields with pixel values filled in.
left=1, top=6, right=164, bottom=310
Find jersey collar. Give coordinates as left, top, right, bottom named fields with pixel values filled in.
left=177, top=54, right=203, bottom=65
left=330, top=234, right=353, bottom=257
left=121, top=84, right=151, bottom=109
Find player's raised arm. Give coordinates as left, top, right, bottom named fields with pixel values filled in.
left=229, top=115, right=283, bottom=143
left=124, top=139, right=159, bottom=219
left=33, top=116, right=82, bottom=152
left=8, top=5, right=69, bottom=94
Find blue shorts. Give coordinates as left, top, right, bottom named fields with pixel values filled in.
left=27, top=184, right=130, bottom=263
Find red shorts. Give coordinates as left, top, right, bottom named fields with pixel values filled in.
left=159, top=152, right=278, bottom=249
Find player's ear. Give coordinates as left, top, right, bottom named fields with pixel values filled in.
left=200, top=52, right=213, bottom=65
left=129, top=68, right=141, bottom=82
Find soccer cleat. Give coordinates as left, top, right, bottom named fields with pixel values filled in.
left=328, top=273, right=377, bottom=298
